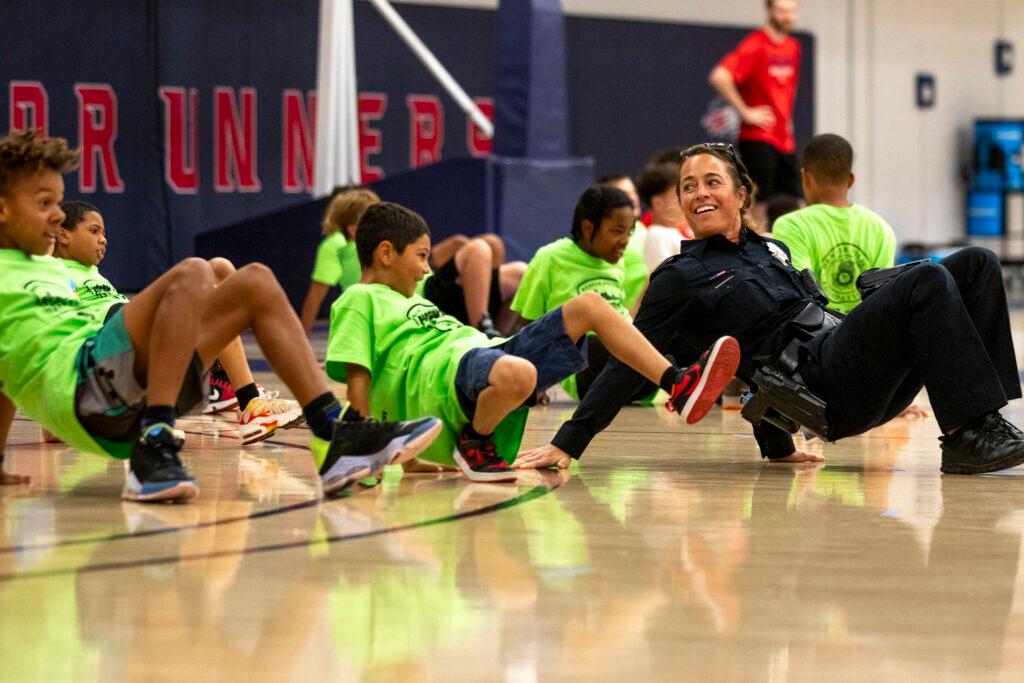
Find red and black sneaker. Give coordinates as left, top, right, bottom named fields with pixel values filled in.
left=665, top=336, right=741, bottom=424
left=453, top=425, right=517, bottom=482
left=204, top=363, right=238, bottom=414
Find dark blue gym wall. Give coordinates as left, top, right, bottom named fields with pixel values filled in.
left=0, top=0, right=814, bottom=293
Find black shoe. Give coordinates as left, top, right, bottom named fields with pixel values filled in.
left=993, top=414, right=1024, bottom=441
left=314, top=416, right=442, bottom=497
left=123, top=423, right=199, bottom=502
left=477, top=313, right=503, bottom=339
left=939, top=413, right=1024, bottom=474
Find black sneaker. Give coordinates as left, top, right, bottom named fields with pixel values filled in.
left=314, top=416, right=443, bottom=497
left=452, top=425, right=517, bottom=482
left=665, top=336, right=741, bottom=424
left=477, top=313, right=503, bottom=339
left=123, top=423, right=199, bottom=502
left=939, top=413, right=1024, bottom=474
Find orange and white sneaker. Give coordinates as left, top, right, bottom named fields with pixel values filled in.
left=239, top=393, right=304, bottom=445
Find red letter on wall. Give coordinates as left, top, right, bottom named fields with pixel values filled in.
left=407, top=95, right=444, bottom=169
left=214, top=87, right=260, bottom=193
left=466, top=97, right=493, bottom=158
left=282, top=89, right=317, bottom=194
left=158, top=87, right=200, bottom=194
left=10, top=81, right=49, bottom=137
left=74, top=84, right=125, bottom=193
left=358, top=93, right=387, bottom=182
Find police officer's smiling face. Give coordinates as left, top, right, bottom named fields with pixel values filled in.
left=678, top=154, right=746, bottom=243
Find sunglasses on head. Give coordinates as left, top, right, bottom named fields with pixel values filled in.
left=680, top=142, right=750, bottom=176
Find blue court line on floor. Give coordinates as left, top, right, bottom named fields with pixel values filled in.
left=0, top=484, right=555, bottom=582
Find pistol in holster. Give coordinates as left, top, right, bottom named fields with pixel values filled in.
left=741, top=301, right=838, bottom=440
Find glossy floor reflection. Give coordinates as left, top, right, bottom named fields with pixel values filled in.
left=3, top=364, right=1024, bottom=680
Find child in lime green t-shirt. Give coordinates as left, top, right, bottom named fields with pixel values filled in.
left=325, top=202, right=740, bottom=483
left=598, top=172, right=649, bottom=309
left=512, top=185, right=655, bottom=402
left=770, top=133, right=897, bottom=315
left=51, top=200, right=304, bottom=446
left=0, top=131, right=440, bottom=500
left=299, top=186, right=380, bottom=334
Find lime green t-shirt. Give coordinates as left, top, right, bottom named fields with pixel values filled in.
left=512, top=237, right=629, bottom=320
left=325, top=283, right=525, bottom=465
left=511, top=237, right=629, bottom=398
left=622, top=221, right=648, bottom=309
left=772, top=203, right=897, bottom=314
left=61, top=259, right=128, bottom=321
left=311, top=232, right=362, bottom=290
left=0, top=250, right=106, bottom=456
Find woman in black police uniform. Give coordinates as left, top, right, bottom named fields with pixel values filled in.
left=515, top=143, right=1024, bottom=474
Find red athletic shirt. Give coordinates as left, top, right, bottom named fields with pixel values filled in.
left=719, top=29, right=801, bottom=153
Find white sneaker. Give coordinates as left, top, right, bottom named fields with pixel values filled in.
left=239, top=395, right=304, bottom=445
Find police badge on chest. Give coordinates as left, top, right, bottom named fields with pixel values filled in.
left=766, top=242, right=789, bottom=265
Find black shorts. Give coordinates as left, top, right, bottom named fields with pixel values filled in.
left=422, top=258, right=503, bottom=324
left=738, top=139, right=802, bottom=202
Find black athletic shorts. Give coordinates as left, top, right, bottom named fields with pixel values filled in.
left=738, top=139, right=802, bottom=202
left=422, top=257, right=503, bottom=324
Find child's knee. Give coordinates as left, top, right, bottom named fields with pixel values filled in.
left=488, top=356, right=537, bottom=399
left=170, top=257, right=216, bottom=292
left=567, top=290, right=608, bottom=317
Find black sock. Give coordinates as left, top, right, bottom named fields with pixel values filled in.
left=342, top=406, right=363, bottom=422
left=462, top=423, right=491, bottom=439
left=235, top=383, right=260, bottom=413
left=303, top=392, right=341, bottom=441
left=141, top=405, right=175, bottom=429
left=659, top=366, right=683, bottom=393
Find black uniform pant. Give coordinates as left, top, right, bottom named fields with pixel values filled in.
left=798, top=247, right=1020, bottom=438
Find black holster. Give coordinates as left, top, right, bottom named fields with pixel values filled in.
left=741, top=302, right=837, bottom=439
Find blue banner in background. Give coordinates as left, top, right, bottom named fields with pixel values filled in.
left=0, top=0, right=813, bottom=291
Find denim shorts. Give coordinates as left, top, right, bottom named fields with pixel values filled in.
left=454, top=306, right=587, bottom=420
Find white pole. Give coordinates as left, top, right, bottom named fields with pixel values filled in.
left=366, top=0, right=494, bottom=139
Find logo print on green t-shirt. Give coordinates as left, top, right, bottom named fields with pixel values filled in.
left=577, top=277, right=625, bottom=307
left=820, top=243, right=871, bottom=306
left=25, top=279, right=79, bottom=314
left=78, top=278, right=119, bottom=302
left=406, top=302, right=463, bottom=332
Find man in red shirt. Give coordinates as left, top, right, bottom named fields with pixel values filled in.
left=709, top=0, right=802, bottom=221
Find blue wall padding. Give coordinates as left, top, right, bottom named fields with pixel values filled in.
left=494, top=0, right=570, bottom=158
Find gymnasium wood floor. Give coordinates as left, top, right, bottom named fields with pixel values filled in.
left=4, top=324, right=1024, bottom=682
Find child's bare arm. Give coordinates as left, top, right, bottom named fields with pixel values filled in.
left=300, top=281, right=331, bottom=335
left=0, top=392, right=30, bottom=485
left=345, top=364, right=372, bottom=415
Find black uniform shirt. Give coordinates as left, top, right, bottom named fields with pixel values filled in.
left=552, top=228, right=816, bottom=460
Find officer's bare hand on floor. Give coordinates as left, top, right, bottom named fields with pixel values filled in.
left=769, top=449, right=826, bottom=464
left=898, top=404, right=930, bottom=420
left=513, top=444, right=571, bottom=469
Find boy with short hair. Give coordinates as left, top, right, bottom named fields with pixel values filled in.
left=326, top=202, right=740, bottom=482
left=55, top=200, right=302, bottom=444
left=771, top=133, right=897, bottom=314
left=0, top=130, right=440, bottom=501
